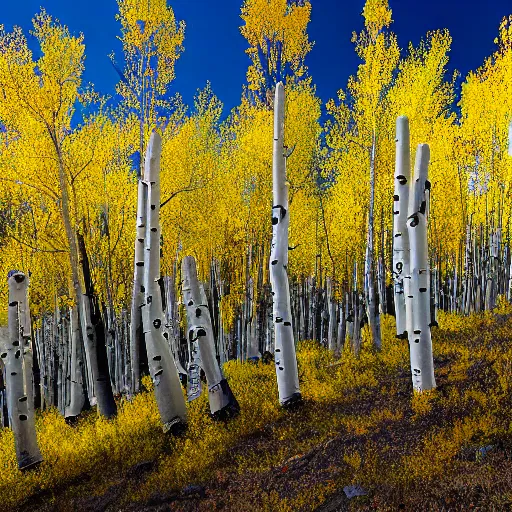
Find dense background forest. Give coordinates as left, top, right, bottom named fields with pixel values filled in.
left=1, top=0, right=512, bottom=510
left=0, top=0, right=509, bottom=322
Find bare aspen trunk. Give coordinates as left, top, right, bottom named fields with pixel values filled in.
left=142, top=132, right=187, bottom=434
left=2, top=271, right=42, bottom=470
left=130, top=177, right=148, bottom=395
left=393, top=116, right=411, bottom=339
left=337, top=300, right=346, bottom=354
left=65, top=307, right=85, bottom=418
left=407, top=144, right=436, bottom=392
left=77, top=234, right=117, bottom=419
left=365, top=129, right=382, bottom=350
left=430, top=267, right=439, bottom=327
left=0, top=362, right=8, bottom=428
left=246, top=277, right=260, bottom=361
left=326, top=277, right=337, bottom=352
left=270, top=82, right=301, bottom=408
left=352, top=292, right=363, bottom=358
left=182, top=256, right=239, bottom=419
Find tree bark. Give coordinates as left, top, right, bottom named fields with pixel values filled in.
left=407, top=144, right=436, bottom=392
left=77, top=233, right=117, bottom=419
left=182, top=256, right=239, bottom=419
left=365, top=129, right=382, bottom=350
left=130, top=177, right=149, bottom=394
left=393, top=116, right=411, bottom=339
left=270, top=82, right=301, bottom=408
left=3, top=272, right=42, bottom=470
left=65, top=307, right=85, bottom=418
left=142, top=132, right=187, bottom=434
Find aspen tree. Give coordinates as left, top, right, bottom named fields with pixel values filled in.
left=113, top=0, right=186, bottom=394
left=407, top=144, right=436, bottom=392
left=65, top=307, right=85, bottom=418
left=270, top=82, right=301, bottom=408
left=77, top=234, right=117, bottom=419
left=3, top=271, right=42, bottom=470
left=181, top=256, right=239, bottom=419
left=326, top=277, right=337, bottom=352
left=393, top=116, right=411, bottom=339
left=142, top=132, right=187, bottom=434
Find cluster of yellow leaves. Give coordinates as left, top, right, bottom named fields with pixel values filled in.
left=240, top=0, right=312, bottom=92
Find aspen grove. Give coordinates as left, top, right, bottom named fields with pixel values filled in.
left=0, top=0, right=512, bottom=507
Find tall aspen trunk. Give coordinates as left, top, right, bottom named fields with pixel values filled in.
left=182, top=256, right=239, bottom=419
left=407, top=144, right=436, bottom=392
left=365, top=129, right=382, bottom=350
left=130, top=177, right=149, bottom=394
left=52, top=140, right=94, bottom=414
left=393, top=116, right=411, bottom=339
left=142, top=132, right=187, bottom=434
left=2, top=272, right=42, bottom=470
left=270, top=82, right=301, bottom=408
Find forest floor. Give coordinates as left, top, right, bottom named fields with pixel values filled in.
left=4, top=304, right=512, bottom=512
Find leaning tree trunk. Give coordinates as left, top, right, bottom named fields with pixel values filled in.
left=393, top=116, right=411, bottom=340
left=181, top=256, right=239, bottom=420
left=270, top=81, right=301, bottom=408
left=407, top=143, right=436, bottom=392
left=142, top=132, right=187, bottom=434
left=1, top=271, right=42, bottom=470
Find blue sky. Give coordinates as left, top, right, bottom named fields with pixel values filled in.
left=1, top=1, right=510, bottom=119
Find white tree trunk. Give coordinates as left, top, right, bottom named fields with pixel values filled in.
left=407, top=144, right=436, bottom=392
left=270, top=82, right=301, bottom=408
left=365, top=129, right=382, bottom=350
left=142, top=132, right=187, bottom=434
left=181, top=256, right=239, bottom=419
left=65, top=307, right=85, bottom=418
left=79, top=296, right=116, bottom=418
left=3, top=272, right=42, bottom=470
left=130, top=176, right=148, bottom=395
left=393, top=116, right=411, bottom=339
left=326, top=277, right=337, bottom=352
left=246, top=277, right=260, bottom=360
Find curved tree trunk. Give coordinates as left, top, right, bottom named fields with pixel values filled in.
left=182, top=256, right=239, bottom=419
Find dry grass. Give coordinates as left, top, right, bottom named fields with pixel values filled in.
left=3, top=302, right=512, bottom=511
